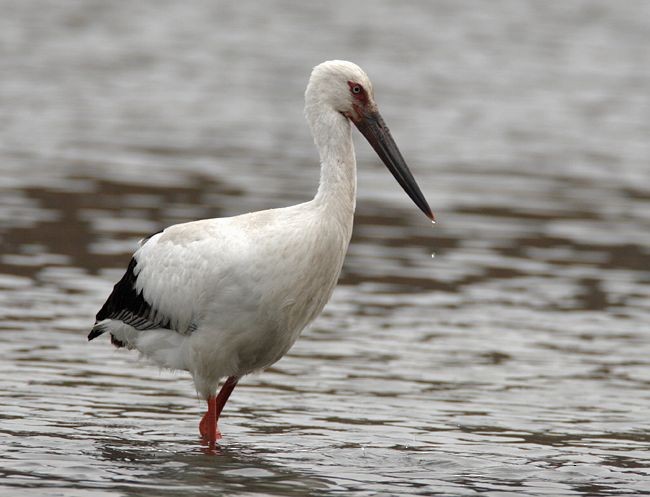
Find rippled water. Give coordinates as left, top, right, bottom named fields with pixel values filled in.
left=1, top=1, right=649, bottom=495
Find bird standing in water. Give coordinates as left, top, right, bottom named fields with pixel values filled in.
left=89, top=60, right=434, bottom=443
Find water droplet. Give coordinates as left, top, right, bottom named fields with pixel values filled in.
left=431, top=220, right=436, bottom=225
left=431, top=252, right=436, bottom=259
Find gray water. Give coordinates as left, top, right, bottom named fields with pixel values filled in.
left=1, top=1, right=649, bottom=496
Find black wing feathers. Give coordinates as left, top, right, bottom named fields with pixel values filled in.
left=89, top=257, right=172, bottom=340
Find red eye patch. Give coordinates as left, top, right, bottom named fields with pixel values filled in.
left=347, top=81, right=368, bottom=104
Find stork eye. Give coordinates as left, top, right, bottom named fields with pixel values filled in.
left=347, top=81, right=367, bottom=99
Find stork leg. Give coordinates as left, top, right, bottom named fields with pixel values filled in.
left=199, top=376, right=239, bottom=442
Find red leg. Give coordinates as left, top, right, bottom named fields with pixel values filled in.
left=199, top=396, right=216, bottom=440
left=199, top=376, right=239, bottom=442
left=214, top=376, right=239, bottom=420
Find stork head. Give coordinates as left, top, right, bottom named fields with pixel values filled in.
left=305, top=60, right=375, bottom=121
left=306, top=60, right=434, bottom=221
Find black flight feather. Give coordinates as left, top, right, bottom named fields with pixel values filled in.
left=88, top=257, right=172, bottom=341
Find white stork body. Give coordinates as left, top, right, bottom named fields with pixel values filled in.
left=108, top=197, right=353, bottom=398
left=90, top=60, right=433, bottom=441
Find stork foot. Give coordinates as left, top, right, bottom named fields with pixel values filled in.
left=198, top=376, right=239, bottom=443
left=199, top=396, right=221, bottom=442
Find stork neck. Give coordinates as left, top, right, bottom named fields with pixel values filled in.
left=307, top=106, right=357, bottom=217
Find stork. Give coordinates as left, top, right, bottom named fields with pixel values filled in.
left=89, top=60, right=434, bottom=443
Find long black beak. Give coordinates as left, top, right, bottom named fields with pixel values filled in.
left=353, top=109, right=434, bottom=221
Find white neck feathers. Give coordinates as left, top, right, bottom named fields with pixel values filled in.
left=305, top=101, right=357, bottom=217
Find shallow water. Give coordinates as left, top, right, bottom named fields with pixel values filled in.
left=1, top=1, right=649, bottom=495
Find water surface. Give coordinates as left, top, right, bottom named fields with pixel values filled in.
left=1, top=1, right=649, bottom=496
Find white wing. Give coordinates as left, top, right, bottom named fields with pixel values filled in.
left=89, top=216, right=253, bottom=339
